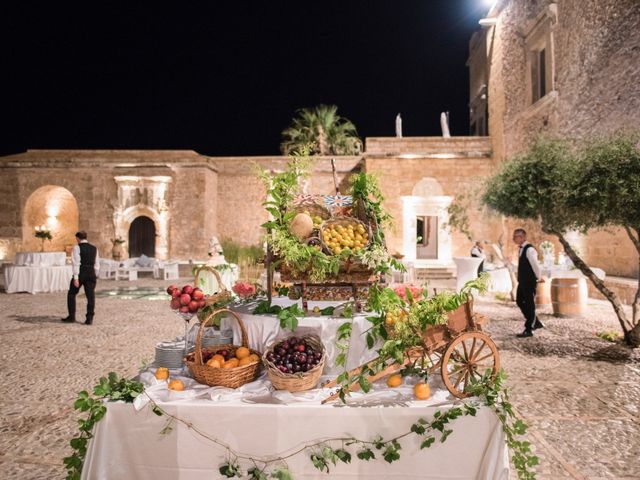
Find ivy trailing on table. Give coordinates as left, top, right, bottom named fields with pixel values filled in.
left=64, top=373, right=143, bottom=480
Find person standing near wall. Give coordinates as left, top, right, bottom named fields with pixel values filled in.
left=62, top=231, right=99, bottom=325
left=470, top=240, right=486, bottom=276
left=513, top=228, right=544, bottom=337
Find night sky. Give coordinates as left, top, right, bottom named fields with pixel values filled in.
left=1, top=1, right=489, bottom=157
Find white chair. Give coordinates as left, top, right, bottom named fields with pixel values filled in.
left=98, top=259, right=118, bottom=280
left=162, top=262, right=179, bottom=280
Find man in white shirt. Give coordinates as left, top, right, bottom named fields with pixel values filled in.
left=470, top=241, right=486, bottom=275
left=62, top=231, right=100, bottom=325
left=513, top=228, right=545, bottom=337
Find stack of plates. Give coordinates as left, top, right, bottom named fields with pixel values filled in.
left=155, top=341, right=187, bottom=369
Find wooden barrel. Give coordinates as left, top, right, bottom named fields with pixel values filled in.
left=535, top=278, right=551, bottom=306
left=550, top=277, right=588, bottom=317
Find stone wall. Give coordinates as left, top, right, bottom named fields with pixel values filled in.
left=473, top=0, right=640, bottom=277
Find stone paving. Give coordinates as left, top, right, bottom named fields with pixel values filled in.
left=0, top=278, right=638, bottom=479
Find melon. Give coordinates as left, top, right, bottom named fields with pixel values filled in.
left=289, top=213, right=314, bottom=241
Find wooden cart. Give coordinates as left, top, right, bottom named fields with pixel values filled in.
left=323, top=301, right=500, bottom=402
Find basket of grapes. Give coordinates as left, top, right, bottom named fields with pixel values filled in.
left=262, top=335, right=326, bottom=392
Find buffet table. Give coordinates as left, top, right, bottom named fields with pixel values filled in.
left=81, top=374, right=509, bottom=480
left=4, top=264, right=73, bottom=294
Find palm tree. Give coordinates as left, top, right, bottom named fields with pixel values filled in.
left=281, top=105, right=363, bottom=156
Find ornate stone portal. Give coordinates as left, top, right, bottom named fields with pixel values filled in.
left=112, top=176, right=172, bottom=259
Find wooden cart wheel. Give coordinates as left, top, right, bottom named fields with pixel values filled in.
left=441, top=332, right=500, bottom=398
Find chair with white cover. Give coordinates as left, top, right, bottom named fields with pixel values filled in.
left=162, top=262, right=179, bottom=280
left=453, top=257, right=484, bottom=292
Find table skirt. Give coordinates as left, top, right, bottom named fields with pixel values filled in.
left=4, top=265, right=73, bottom=294
left=81, top=399, right=509, bottom=480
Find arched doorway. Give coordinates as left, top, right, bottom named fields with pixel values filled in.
left=128, top=216, right=156, bottom=258
left=22, top=186, right=79, bottom=252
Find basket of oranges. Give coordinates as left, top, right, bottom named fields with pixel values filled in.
left=184, top=309, right=262, bottom=388
left=319, top=217, right=371, bottom=256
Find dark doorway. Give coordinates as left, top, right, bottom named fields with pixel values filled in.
left=128, top=216, right=156, bottom=257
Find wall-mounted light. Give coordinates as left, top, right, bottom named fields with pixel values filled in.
left=479, top=17, right=498, bottom=27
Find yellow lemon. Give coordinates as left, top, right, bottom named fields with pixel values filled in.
left=238, top=356, right=256, bottom=367
left=207, top=358, right=222, bottom=368
left=387, top=374, right=403, bottom=388
left=223, top=358, right=239, bottom=369
left=248, top=353, right=260, bottom=362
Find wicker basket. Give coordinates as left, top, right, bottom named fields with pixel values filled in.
left=291, top=199, right=331, bottom=221
left=319, top=216, right=371, bottom=255
left=185, top=309, right=261, bottom=388
left=194, top=265, right=233, bottom=307
left=263, top=334, right=326, bottom=392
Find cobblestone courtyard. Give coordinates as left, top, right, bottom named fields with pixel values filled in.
left=0, top=278, right=638, bottom=479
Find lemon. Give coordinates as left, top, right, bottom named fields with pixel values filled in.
left=168, top=379, right=185, bottom=391
left=155, top=367, right=170, bottom=380
left=235, top=346, right=250, bottom=359
left=414, top=383, right=431, bottom=400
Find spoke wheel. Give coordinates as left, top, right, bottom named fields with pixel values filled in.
left=441, top=332, right=500, bottom=398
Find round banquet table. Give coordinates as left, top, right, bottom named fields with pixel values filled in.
left=15, top=251, right=67, bottom=267
left=225, top=298, right=378, bottom=375
left=4, top=264, right=73, bottom=294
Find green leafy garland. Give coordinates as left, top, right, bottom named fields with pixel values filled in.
left=64, top=373, right=143, bottom=480
left=66, top=368, right=537, bottom=479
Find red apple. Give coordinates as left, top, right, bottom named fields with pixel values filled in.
left=180, top=293, right=191, bottom=306
left=182, top=285, right=194, bottom=295
left=166, top=284, right=177, bottom=295
left=188, top=300, right=199, bottom=313
left=192, top=289, right=204, bottom=300
left=198, top=300, right=206, bottom=308
left=170, top=298, right=181, bottom=310
left=171, top=289, right=181, bottom=299
left=179, top=306, right=189, bottom=313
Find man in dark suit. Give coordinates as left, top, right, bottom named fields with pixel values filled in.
left=513, top=228, right=545, bottom=337
left=62, top=231, right=99, bottom=325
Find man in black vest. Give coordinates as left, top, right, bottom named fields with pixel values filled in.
left=62, top=231, right=100, bottom=325
left=513, top=228, right=545, bottom=337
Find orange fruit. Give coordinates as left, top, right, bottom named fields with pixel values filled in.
left=223, top=358, right=239, bottom=369
left=248, top=353, right=260, bottom=362
left=211, top=354, right=225, bottom=364
left=238, top=356, right=256, bottom=367
left=386, top=374, right=402, bottom=388
left=413, top=382, right=431, bottom=400
left=206, top=359, right=222, bottom=368
left=154, top=367, right=170, bottom=380
left=168, top=379, right=184, bottom=391
left=235, top=347, right=250, bottom=360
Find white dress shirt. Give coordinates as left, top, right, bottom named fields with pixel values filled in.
left=71, top=240, right=100, bottom=279
left=470, top=246, right=486, bottom=259
left=519, top=242, right=541, bottom=280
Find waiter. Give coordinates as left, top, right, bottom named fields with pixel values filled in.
left=513, top=228, right=544, bottom=337
left=62, top=231, right=100, bottom=325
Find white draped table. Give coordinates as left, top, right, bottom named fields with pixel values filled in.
left=4, top=265, right=73, bottom=294
left=81, top=387, right=509, bottom=480
left=15, top=251, right=67, bottom=267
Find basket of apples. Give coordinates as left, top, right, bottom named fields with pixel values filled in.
left=167, top=284, right=207, bottom=315
left=262, top=335, right=326, bottom=392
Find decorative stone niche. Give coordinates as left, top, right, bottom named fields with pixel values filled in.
left=112, top=176, right=172, bottom=259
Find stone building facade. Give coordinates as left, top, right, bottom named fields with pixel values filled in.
left=0, top=139, right=490, bottom=269
left=469, top=0, right=640, bottom=278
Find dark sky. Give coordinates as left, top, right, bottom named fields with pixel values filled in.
left=1, top=1, right=489, bottom=157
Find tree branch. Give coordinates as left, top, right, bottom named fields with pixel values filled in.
left=548, top=229, right=634, bottom=340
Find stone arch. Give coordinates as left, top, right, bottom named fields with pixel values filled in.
left=412, top=177, right=444, bottom=197
left=22, top=185, right=79, bottom=253
left=117, top=205, right=166, bottom=259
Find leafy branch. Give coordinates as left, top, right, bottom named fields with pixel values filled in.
left=63, top=373, right=143, bottom=480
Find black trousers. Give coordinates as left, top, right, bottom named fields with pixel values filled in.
left=516, top=282, right=537, bottom=332
left=67, top=275, right=97, bottom=320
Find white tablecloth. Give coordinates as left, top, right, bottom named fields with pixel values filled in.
left=14, top=251, right=67, bottom=267
left=81, top=391, right=509, bottom=479
left=453, top=257, right=483, bottom=292
left=486, top=268, right=512, bottom=293
left=196, top=264, right=239, bottom=293
left=4, top=265, right=73, bottom=294
left=226, top=299, right=377, bottom=375
left=541, top=266, right=606, bottom=281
